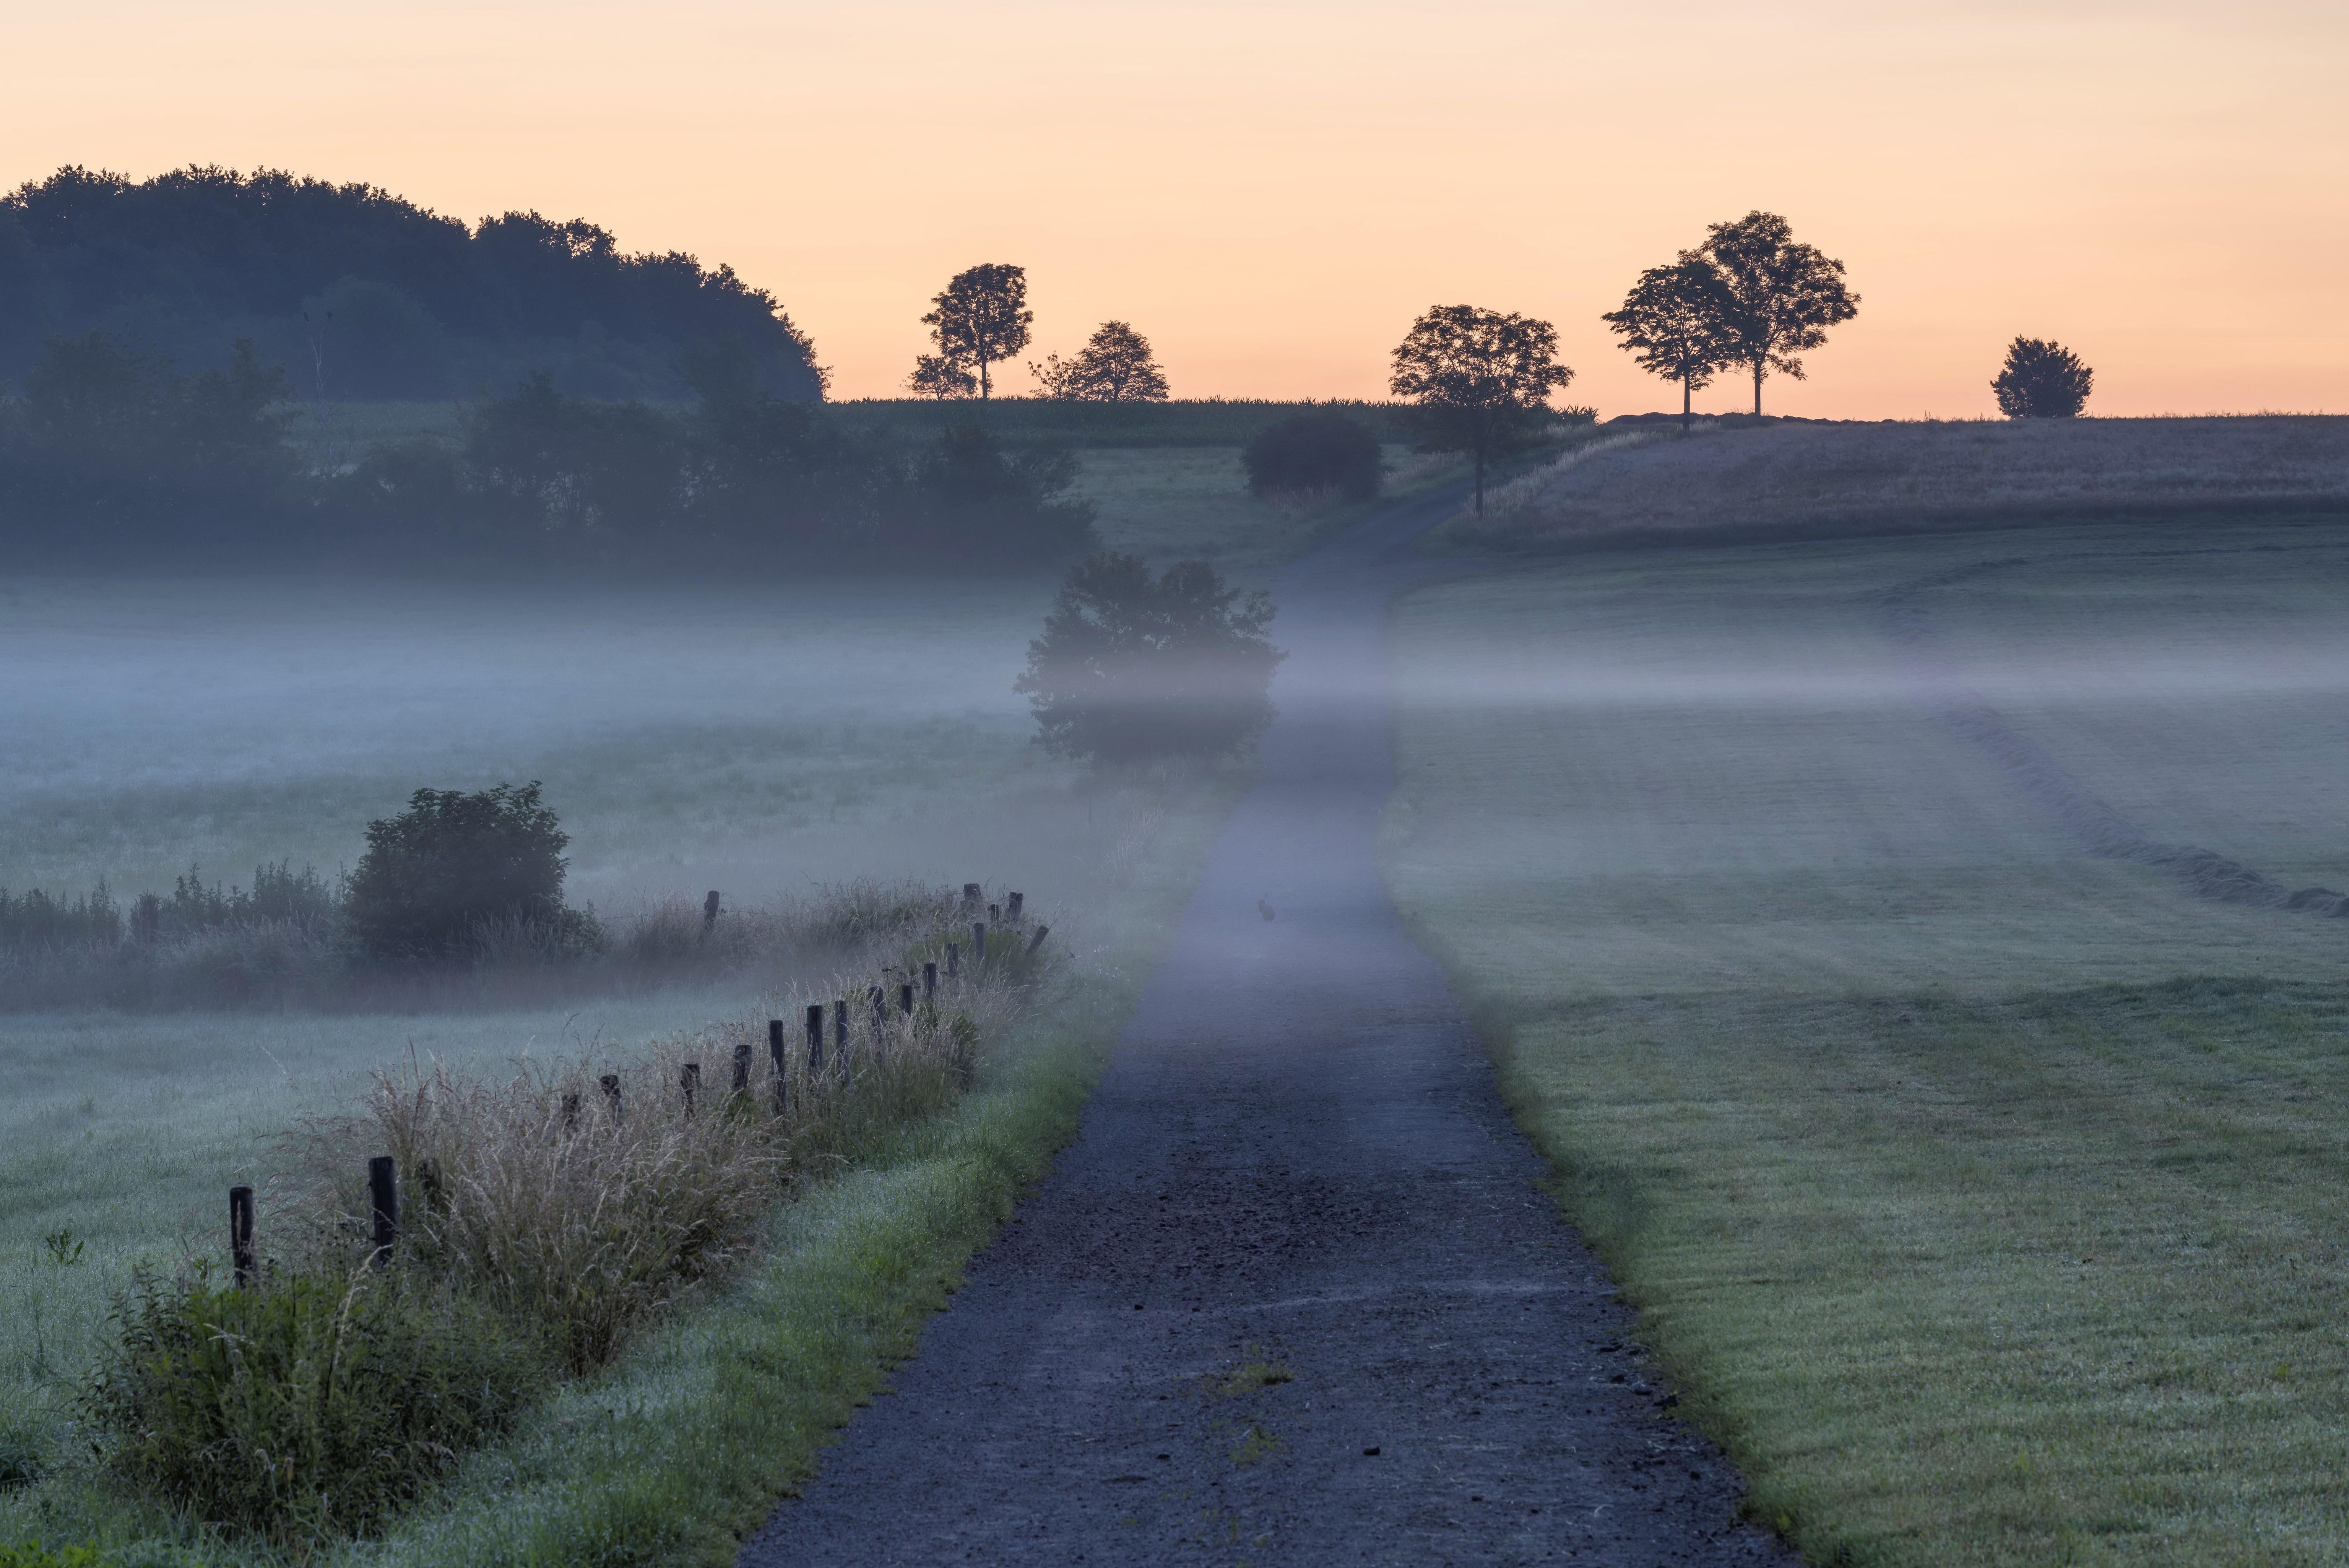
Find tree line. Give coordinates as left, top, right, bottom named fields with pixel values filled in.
left=0, top=335, right=1094, bottom=569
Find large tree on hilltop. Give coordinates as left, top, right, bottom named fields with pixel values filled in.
left=1698, top=211, right=1858, bottom=416
left=1991, top=336, right=2094, bottom=418
left=1030, top=320, right=1170, bottom=402
left=920, top=263, right=1032, bottom=401
left=1389, top=304, right=1573, bottom=513
left=1602, top=254, right=1732, bottom=431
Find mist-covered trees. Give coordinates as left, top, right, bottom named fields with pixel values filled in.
left=1389, top=305, right=1573, bottom=512
left=0, top=166, right=825, bottom=400
left=1241, top=411, right=1381, bottom=502
left=1030, top=321, right=1170, bottom=402
left=1992, top=337, right=2094, bottom=418
left=344, top=782, right=598, bottom=961
left=1602, top=256, right=1730, bottom=430
left=920, top=264, right=1033, bottom=401
left=1016, top=552, right=1284, bottom=765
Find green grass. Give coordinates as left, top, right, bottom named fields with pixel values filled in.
left=1383, top=512, right=2349, bottom=1565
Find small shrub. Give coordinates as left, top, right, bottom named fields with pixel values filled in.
left=343, top=782, right=600, bottom=962
left=1241, top=411, right=1381, bottom=503
left=84, top=1265, right=538, bottom=1541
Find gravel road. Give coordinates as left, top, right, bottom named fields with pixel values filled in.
left=738, top=484, right=1795, bottom=1566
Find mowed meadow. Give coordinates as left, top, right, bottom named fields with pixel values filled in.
left=0, top=427, right=1395, bottom=1561
left=1382, top=509, right=2349, bottom=1564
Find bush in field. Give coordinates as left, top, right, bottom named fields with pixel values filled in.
left=1992, top=336, right=2094, bottom=418
left=1016, top=551, right=1283, bottom=765
left=1240, top=410, right=1382, bottom=503
left=885, top=422, right=1098, bottom=562
left=344, top=782, right=600, bottom=962
left=84, top=1264, right=536, bottom=1540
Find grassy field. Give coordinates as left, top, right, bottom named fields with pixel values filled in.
left=1382, top=510, right=2349, bottom=1565
left=1436, top=416, right=2349, bottom=553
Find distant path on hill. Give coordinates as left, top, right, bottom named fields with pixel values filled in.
left=738, top=484, right=1792, bottom=1566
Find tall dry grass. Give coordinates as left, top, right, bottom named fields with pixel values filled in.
left=283, top=881, right=1051, bottom=1370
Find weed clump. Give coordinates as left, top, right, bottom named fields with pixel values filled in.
left=83, top=1264, right=539, bottom=1542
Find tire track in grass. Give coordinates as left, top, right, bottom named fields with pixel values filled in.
left=1876, top=558, right=2349, bottom=918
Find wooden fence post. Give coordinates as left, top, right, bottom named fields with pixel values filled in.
left=988, top=903, right=1000, bottom=924
left=562, top=1092, right=580, bottom=1133
left=806, top=1003, right=825, bottom=1074
left=1006, top=891, right=1023, bottom=923
left=368, top=1155, right=398, bottom=1268
left=770, top=1017, right=789, bottom=1109
left=733, top=1039, right=752, bottom=1094
left=923, top=960, right=937, bottom=1001
left=702, top=890, right=721, bottom=932
left=601, top=1073, right=623, bottom=1123
left=973, top=922, right=986, bottom=962
left=899, top=982, right=914, bottom=1016
left=229, top=1185, right=256, bottom=1287
left=681, top=1061, right=700, bottom=1117
left=962, top=882, right=982, bottom=913
left=869, top=985, right=886, bottom=1031
left=1026, top=923, right=1051, bottom=956
left=832, top=999, right=848, bottom=1068
left=945, top=943, right=959, bottom=978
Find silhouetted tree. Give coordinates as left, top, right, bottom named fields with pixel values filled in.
left=1241, top=411, right=1381, bottom=502
left=1388, top=305, right=1573, bottom=513
left=1030, top=321, right=1170, bottom=402
left=1602, top=255, right=1732, bottom=431
left=921, top=263, right=1032, bottom=401
left=1698, top=211, right=1858, bottom=416
left=1015, top=552, right=1283, bottom=765
left=905, top=353, right=977, bottom=400
left=344, top=782, right=600, bottom=961
left=1991, top=336, right=2094, bottom=418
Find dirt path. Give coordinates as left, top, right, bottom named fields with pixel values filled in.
left=738, top=486, right=1792, bottom=1565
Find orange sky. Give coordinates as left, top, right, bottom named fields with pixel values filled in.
left=8, top=1, right=2345, bottom=417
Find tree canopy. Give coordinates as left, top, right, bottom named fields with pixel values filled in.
left=919, top=263, right=1032, bottom=401
left=1601, top=255, right=1731, bottom=429
left=1388, top=304, right=1573, bottom=512
left=0, top=165, right=825, bottom=400
left=1992, top=336, right=2094, bottom=418
left=1698, top=211, right=1859, bottom=416
left=1015, top=552, right=1283, bottom=765
left=1030, top=321, right=1170, bottom=402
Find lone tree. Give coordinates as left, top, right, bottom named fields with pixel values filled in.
left=1015, top=551, right=1284, bottom=766
left=1602, top=254, right=1731, bottom=431
left=1388, top=305, right=1574, bottom=513
left=1029, top=320, right=1170, bottom=402
left=905, top=353, right=977, bottom=400
left=920, top=263, right=1032, bottom=401
left=1991, top=336, right=2094, bottom=418
left=344, top=782, right=599, bottom=961
left=1698, top=211, right=1858, bottom=415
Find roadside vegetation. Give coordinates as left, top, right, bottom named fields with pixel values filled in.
left=1383, top=512, right=2349, bottom=1564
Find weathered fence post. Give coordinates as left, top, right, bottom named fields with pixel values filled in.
left=806, top=1003, right=825, bottom=1074
left=770, top=1018, right=789, bottom=1110
left=945, top=943, right=959, bottom=978
left=962, top=882, right=983, bottom=913
left=680, top=1061, right=700, bottom=1117
left=972, top=922, right=987, bottom=962
left=601, top=1073, right=623, bottom=1122
left=562, top=1092, right=581, bottom=1132
left=368, top=1155, right=398, bottom=1268
left=923, top=960, right=938, bottom=1001
left=1026, top=923, right=1051, bottom=956
left=899, top=982, right=914, bottom=1015
left=869, top=985, right=886, bottom=1031
left=988, top=903, right=1000, bottom=924
left=702, top=890, right=721, bottom=933
left=832, top=999, right=848, bottom=1068
left=1006, top=891, right=1023, bottom=923
left=229, top=1185, right=256, bottom=1287
left=733, top=1039, right=752, bottom=1094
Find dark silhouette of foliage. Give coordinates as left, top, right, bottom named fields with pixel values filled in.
left=1029, top=321, right=1169, bottom=402
left=1698, top=211, right=1859, bottom=415
left=344, top=782, right=599, bottom=962
left=1015, top=552, right=1283, bottom=765
left=1388, top=305, right=1573, bottom=512
left=886, top=423, right=1098, bottom=562
left=905, top=353, right=977, bottom=400
left=1240, top=410, right=1382, bottom=502
left=1602, top=255, right=1732, bottom=430
left=0, top=165, right=822, bottom=400
left=921, top=264, right=1032, bottom=401
left=1992, top=336, right=2094, bottom=418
